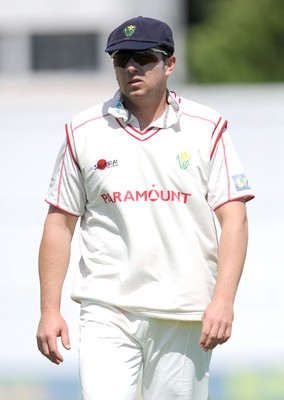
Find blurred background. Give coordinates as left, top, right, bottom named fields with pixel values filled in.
left=0, top=0, right=283, bottom=399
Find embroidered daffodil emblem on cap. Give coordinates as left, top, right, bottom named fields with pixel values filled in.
left=123, top=25, right=136, bottom=37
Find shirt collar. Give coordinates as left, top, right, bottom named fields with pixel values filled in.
left=108, top=90, right=181, bottom=129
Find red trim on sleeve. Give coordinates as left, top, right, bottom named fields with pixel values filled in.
left=182, top=112, right=217, bottom=127
left=213, top=195, right=255, bottom=212
left=72, top=114, right=109, bottom=132
left=65, top=123, right=81, bottom=172
left=45, top=200, right=82, bottom=217
left=56, top=142, right=68, bottom=208
left=210, top=118, right=228, bottom=160
left=221, top=136, right=231, bottom=202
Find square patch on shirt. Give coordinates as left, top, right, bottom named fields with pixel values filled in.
left=233, top=174, right=251, bottom=191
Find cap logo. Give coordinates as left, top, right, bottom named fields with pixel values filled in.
left=123, top=25, right=136, bottom=38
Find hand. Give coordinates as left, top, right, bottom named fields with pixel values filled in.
left=199, top=299, right=234, bottom=351
left=36, top=311, right=71, bottom=365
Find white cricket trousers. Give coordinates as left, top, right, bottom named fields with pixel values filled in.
left=79, top=301, right=212, bottom=400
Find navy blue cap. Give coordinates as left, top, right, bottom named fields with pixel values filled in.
left=105, top=16, right=175, bottom=55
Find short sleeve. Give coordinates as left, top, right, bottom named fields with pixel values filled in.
left=207, top=129, right=254, bottom=210
left=45, top=138, right=86, bottom=216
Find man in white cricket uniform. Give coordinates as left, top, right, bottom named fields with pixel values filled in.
left=37, top=16, right=254, bottom=400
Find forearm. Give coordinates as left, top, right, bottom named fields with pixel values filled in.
left=199, top=201, right=249, bottom=351
left=214, top=202, right=248, bottom=304
left=39, top=232, right=70, bottom=313
left=38, top=208, right=77, bottom=314
left=37, top=208, right=78, bottom=363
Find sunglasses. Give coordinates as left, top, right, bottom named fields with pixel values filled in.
left=111, top=48, right=169, bottom=68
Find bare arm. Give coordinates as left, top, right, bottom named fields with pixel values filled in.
left=199, top=200, right=248, bottom=351
left=36, top=206, right=78, bottom=364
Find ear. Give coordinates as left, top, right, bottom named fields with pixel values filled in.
left=165, top=55, right=176, bottom=77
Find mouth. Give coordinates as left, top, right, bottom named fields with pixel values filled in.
left=128, top=78, right=143, bottom=86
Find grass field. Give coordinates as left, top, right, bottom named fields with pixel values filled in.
left=1, top=365, right=284, bottom=400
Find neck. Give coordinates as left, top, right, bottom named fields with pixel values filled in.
left=123, top=90, right=168, bottom=131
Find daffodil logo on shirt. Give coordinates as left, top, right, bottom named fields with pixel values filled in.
left=123, top=25, right=136, bottom=37
left=176, top=152, right=191, bottom=170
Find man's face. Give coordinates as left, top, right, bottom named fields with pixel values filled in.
left=112, top=50, right=176, bottom=102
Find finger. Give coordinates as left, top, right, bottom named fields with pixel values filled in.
left=204, top=322, right=232, bottom=350
left=201, top=336, right=218, bottom=351
left=199, top=317, right=216, bottom=349
left=36, top=335, right=43, bottom=354
left=199, top=322, right=211, bottom=349
left=218, top=324, right=232, bottom=345
left=47, top=338, right=64, bottom=364
left=200, top=331, right=215, bottom=351
left=61, top=328, right=71, bottom=350
left=199, top=331, right=208, bottom=348
left=200, top=322, right=221, bottom=351
left=37, top=335, right=51, bottom=357
left=40, top=335, right=63, bottom=364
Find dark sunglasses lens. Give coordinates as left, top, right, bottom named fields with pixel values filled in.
left=113, top=51, right=159, bottom=67
left=113, top=53, right=130, bottom=67
left=133, top=52, right=159, bottom=66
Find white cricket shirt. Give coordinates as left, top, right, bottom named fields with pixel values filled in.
left=46, top=90, right=254, bottom=321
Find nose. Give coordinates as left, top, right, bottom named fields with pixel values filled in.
left=125, top=56, right=139, bottom=72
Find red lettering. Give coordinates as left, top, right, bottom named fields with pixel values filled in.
left=136, top=191, right=147, bottom=200
left=101, top=189, right=191, bottom=204
left=181, top=192, right=192, bottom=203
left=171, top=191, right=181, bottom=201
left=160, top=190, right=171, bottom=201
left=124, top=191, right=135, bottom=201
left=107, top=194, right=114, bottom=203
left=113, top=192, right=122, bottom=202
left=101, top=194, right=108, bottom=203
